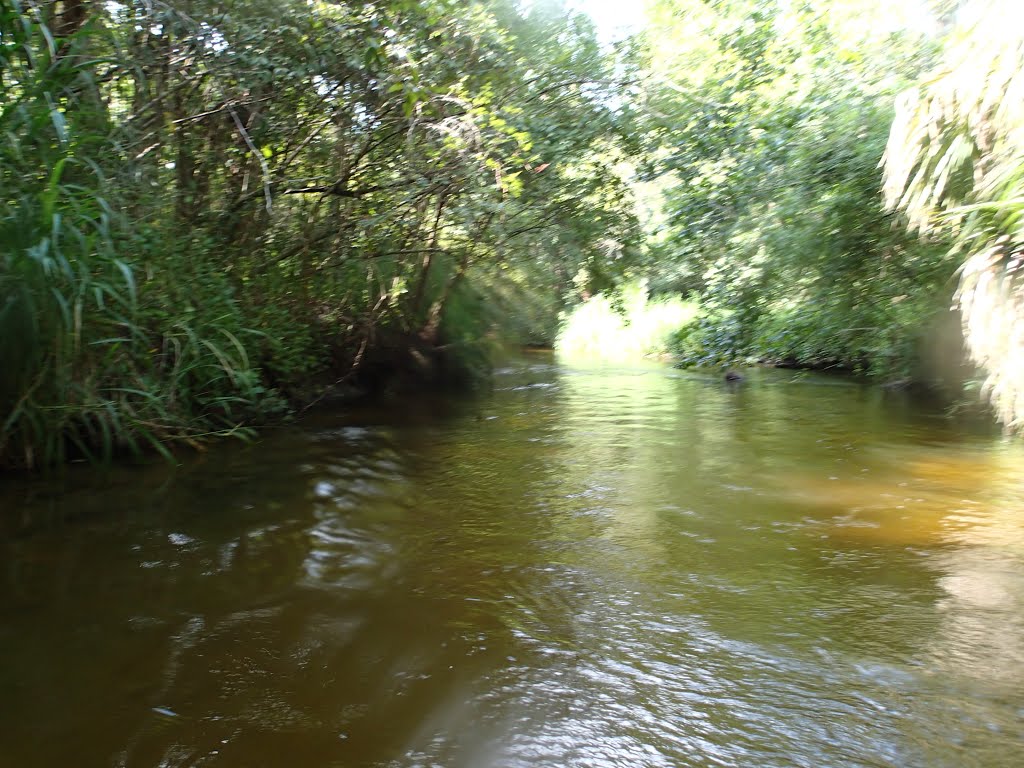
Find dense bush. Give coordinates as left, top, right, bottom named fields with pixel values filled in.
left=0, top=0, right=639, bottom=468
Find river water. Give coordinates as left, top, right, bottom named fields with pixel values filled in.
left=2, top=356, right=1024, bottom=767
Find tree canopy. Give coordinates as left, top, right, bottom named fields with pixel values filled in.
left=1, top=0, right=639, bottom=467
left=3, top=0, right=1023, bottom=468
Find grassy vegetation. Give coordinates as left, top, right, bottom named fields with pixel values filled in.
left=556, top=282, right=698, bottom=363
left=0, top=0, right=638, bottom=469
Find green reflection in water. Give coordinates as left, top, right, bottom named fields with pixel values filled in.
left=1, top=357, right=1023, bottom=767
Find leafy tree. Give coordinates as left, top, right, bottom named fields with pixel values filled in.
left=0, top=0, right=640, bottom=468
left=628, top=0, right=952, bottom=374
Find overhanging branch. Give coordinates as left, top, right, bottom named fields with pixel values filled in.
left=281, top=178, right=416, bottom=197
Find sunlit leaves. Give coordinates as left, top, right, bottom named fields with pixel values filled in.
left=884, top=0, right=1024, bottom=426
left=636, top=0, right=948, bottom=374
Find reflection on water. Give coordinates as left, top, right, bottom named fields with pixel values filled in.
left=2, top=358, right=1024, bottom=767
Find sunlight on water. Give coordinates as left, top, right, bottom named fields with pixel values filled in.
left=2, top=357, right=1023, bottom=767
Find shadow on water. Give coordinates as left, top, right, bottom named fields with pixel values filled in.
left=1, top=356, right=1023, bottom=767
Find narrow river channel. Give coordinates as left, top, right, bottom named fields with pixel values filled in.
left=3, top=356, right=1024, bottom=767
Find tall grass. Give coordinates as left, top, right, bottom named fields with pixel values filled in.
left=1, top=0, right=641, bottom=468
left=555, top=281, right=698, bottom=363
left=0, top=6, right=272, bottom=469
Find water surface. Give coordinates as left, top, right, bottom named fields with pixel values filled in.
left=3, top=357, right=1023, bottom=767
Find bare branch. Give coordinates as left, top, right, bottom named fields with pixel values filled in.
left=230, top=107, right=273, bottom=213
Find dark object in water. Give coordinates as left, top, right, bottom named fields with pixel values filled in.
left=724, top=370, right=744, bottom=382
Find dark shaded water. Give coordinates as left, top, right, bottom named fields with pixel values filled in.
left=2, top=357, right=1024, bottom=767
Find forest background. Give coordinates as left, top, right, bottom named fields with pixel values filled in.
left=2, top=0, right=1021, bottom=469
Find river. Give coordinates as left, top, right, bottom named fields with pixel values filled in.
left=2, top=356, right=1023, bottom=767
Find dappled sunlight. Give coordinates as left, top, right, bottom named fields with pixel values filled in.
left=555, top=282, right=698, bottom=363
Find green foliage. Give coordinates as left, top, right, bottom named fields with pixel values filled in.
left=668, top=308, right=745, bottom=367
left=749, top=293, right=939, bottom=377
left=8, top=0, right=1007, bottom=468
left=633, top=0, right=955, bottom=380
left=0, top=3, right=295, bottom=468
left=0, top=0, right=639, bottom=468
